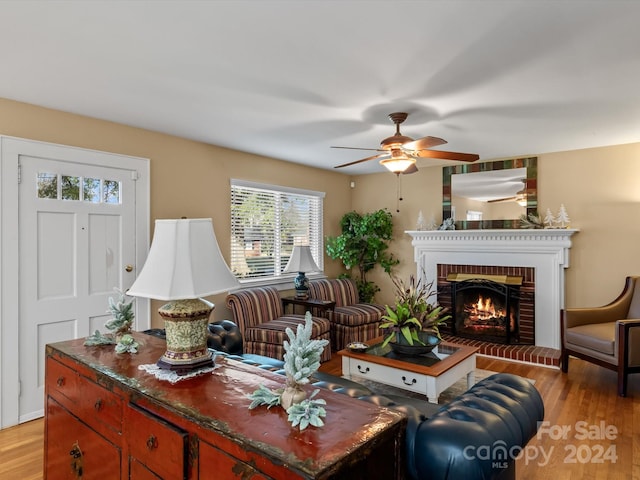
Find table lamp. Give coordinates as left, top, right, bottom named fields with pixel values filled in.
left=127, top=218, right=239, bottom=375
left=284, top=245, right=319, bottom=299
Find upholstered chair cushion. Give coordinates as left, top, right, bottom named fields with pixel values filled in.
left=565, top=321, right=616, bottom=356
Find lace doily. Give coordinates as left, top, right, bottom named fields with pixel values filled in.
left=138, top=363, right=218, bottom=384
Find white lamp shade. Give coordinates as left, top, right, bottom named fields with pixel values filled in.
left=127, top=218, right=239, bottom=301
left=284, top=245, right=319, bottom=273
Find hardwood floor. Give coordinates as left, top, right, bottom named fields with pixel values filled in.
left=0, top=416, right=43, bottom=480
left=1, top=356, right=638, bottom=479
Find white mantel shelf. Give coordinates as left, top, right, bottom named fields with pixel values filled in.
left=406, top=229, right=579, bottom=350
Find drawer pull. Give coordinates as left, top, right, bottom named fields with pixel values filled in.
left=56, top=376, right=65, bottom=387
left=94, top=398, right=103, bottom=411
left=69, top=441, right=83, bottom=478
left=401, top=376, right=417, bottom=386
left=357, top=365, right=370, bottom=374
left=146, top=434, right=158, bottom=450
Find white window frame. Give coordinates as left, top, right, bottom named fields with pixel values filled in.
left=466, top=210, right=483, bottom=221
left=230, top=179, right=325, bottom=289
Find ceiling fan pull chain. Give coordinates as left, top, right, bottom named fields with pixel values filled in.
left=396, top=174, right=403, bottom=213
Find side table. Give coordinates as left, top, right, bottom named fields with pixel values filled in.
left=282, top=296, right=335, bottom=316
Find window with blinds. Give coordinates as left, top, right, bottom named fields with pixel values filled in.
left=230, top=180, right=324, bottom=283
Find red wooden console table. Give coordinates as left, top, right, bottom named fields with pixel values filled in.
left=44, top=333, right=405, bottom=479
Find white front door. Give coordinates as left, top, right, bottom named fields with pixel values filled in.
left=0, top=137, right=150, bottom=427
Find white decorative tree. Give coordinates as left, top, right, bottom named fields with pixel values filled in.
left=426, top=213, right=438, bottom=231
left=544, top=208, right=555, bottom=228
left=416, top=210, right=426, bottom=231
left=557, top=204, right=571, bottom=228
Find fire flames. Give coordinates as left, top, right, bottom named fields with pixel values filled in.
left=464, top=295, right=505, bottom=322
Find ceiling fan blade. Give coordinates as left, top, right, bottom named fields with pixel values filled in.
left=331, top=146, right=385, bottom=152
left=403, top=136, right=447, bottom=151
left=414, top=149, right=480, bottom=162
left=488, top=196, right=517, bottom=203
left=334, top=153, right=389, bottom=169
left=402, top=163, right=419, bottom=174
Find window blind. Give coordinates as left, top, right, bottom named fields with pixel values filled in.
left=230, top=180, right=324, bottom=282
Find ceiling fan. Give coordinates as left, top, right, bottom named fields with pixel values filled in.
left=487, top=181, right=527, bottom=206
left=332, top=112, right=480, bottom=174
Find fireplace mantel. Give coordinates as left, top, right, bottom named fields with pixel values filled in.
left=406, top=229, right=579, bottom=350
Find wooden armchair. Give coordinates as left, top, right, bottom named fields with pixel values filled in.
left=562, top=276, right=640, bottom=396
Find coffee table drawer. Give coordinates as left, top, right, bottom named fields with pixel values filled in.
left=345, top=359, right=428, bottom=394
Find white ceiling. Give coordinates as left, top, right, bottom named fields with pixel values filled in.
left=1, top=1, right=639, bottom=175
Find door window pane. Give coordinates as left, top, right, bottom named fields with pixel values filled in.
left=61, top=176, right=80, bottom=200
left=83, top=178, right=101, bottom=203
left=37, top=173, right=58, bottom=199
left=103, top=180, right=120, bottom=204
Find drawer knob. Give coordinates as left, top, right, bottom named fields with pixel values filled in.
left=94, top=398, right=103, bottom=411
left=146, top=434, right=158, bottom=450
left=357, top=365, right=370, bottom=374
left=402, top=376, right=417, bottom=386
left=56, top=376, right=65, bottom=387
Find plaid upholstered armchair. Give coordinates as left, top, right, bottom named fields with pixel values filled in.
left=225, top=286, right=332, bottom=362
left=308, top=278, right=386, bottom=351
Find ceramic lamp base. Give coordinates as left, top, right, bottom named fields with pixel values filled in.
left=157, top=298, right=214, bottom=375
left=294, top=271, right=309, bottom=299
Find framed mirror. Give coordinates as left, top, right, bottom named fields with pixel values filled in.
left=442, top=157, right=537, bottom=229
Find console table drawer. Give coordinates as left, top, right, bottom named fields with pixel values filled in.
left=199, top=440, right=273, bottom=480
left=46, top=357, right=123, bottom=433
left=45, top=397, right=121, bottom=479
left=126, top=404, right=188, bottom=480
left=346, top=359, right=427, bottom=394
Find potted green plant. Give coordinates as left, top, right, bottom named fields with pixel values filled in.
left=380, top=274, right=450, bottom=355
left=326, top=209, right=399, bottom=302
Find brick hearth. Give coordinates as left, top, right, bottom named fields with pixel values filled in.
left=442, top=333, right=561, bottom=368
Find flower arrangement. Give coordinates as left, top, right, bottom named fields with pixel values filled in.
left=380, top=274, right=450, bottom=347
left=248, top=313, right=328, bottom=430
left=84, top=289, right=139, bottom=353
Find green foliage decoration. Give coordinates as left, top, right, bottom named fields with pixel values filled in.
left=287, top=390, right=327, bottom=431
left=85, top=289, right=139, bottom=354
left=283, top=313, right=329, bottom=387
left=248, top=384, right=282, bottom=410
left=326, top=209, right=399, bottom=302
left=247, top=313, right=329, bottom=431
left=519, top=212, right=543, bottom=229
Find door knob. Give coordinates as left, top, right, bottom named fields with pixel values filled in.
left=125, top=265, right=133, bottom=272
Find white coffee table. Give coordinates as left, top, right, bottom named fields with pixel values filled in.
left=339, top=338, right=478, bottom=404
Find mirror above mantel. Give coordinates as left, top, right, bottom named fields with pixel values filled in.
left=442, top=157, right=537, bottom=229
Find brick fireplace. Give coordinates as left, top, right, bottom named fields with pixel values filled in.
left=406, top=229, right=578, bottom=354
left=439, top=266, right=535, bottom=345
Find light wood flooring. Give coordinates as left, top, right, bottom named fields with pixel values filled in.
left=1, top=355, right=638, bottom=479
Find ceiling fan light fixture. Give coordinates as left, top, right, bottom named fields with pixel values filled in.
left=380, top=156, right=416, bottom=174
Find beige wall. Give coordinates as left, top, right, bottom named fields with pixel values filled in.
left=3, top=97, right=639, bottom=323
left=0, top=98, right=352, bottom=327
left=352, top=144, right=640, bottom=308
